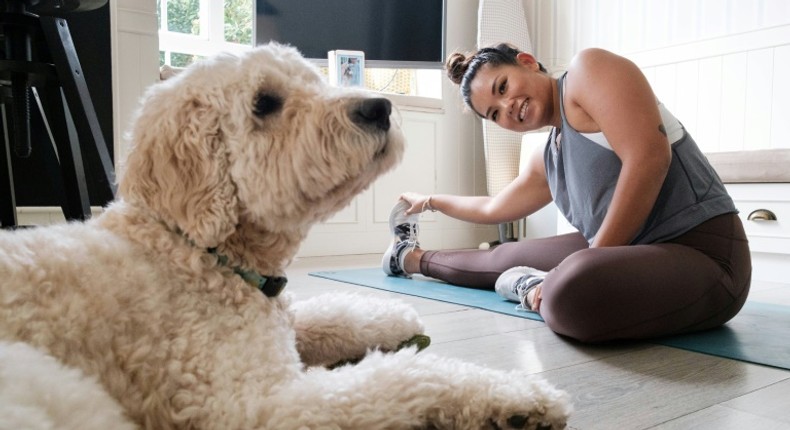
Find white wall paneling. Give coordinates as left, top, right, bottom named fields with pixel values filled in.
left=297, top=105, right=494, bottom=257
left=744, top=49, right=774, bottom=151
left=110, top=0, right=160, bottom=161
left=771, top=45, right=790, bottom=150
left=522, top=0, right=790, bottom=154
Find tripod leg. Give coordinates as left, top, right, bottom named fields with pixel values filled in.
left=35, top=84, right=91, bottom=221
left=10, top=74, right=32, bottom=158
left=39, top=15, right=116, bottom=199
left=0, top=104, right=19, bottom=227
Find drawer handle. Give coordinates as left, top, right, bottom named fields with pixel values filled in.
left=747, top=209, right=777, bottom=221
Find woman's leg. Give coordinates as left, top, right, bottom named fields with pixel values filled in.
left=539, top=214, right=751, bottom=342
left=413, top=232, right=589, bottom=289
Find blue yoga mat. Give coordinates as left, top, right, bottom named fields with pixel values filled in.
left=311, top=268, right=544, bottom=321
left=310, top=268, right=790, bottom=371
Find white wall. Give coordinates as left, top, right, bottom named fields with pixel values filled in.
left=521, top=0, right=790, bottom=154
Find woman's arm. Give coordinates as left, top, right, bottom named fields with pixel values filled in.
left=401, top=143, right=553, bottom=224
left=564, top=48, right=672, bottom=247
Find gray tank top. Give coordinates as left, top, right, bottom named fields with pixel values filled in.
left=544, top=73, right=737, bottom=245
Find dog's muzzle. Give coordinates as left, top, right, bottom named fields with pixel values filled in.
left=351, top=98, right=392, bottom=132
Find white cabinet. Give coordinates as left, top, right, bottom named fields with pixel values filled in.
left=726, top=183, right=790, bottom=283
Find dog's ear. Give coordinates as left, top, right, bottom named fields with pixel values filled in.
left=118, top=86, right=238, bottom=248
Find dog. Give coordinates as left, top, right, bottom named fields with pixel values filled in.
left=0, top=43, right=571, bottom=429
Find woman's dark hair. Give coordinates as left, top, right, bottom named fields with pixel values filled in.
left=445, top=43, right=546, bottom=111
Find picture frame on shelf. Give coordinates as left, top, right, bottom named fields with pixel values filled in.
left=328, top=50, right=365, bottom=87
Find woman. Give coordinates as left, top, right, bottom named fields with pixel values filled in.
left=382, top=44, right=751, bottom=343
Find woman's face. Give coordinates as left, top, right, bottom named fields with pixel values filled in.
left=468, top=53, right=557, bottom=132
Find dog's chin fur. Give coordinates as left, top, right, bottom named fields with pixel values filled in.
left=0, top=43, right=571, bottom=429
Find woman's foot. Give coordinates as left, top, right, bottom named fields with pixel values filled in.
left=382, top=200, right=420, bottom=277
left=495, top=266, right=547, bottom=312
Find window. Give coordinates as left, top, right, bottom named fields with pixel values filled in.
left=157, top=0, right=441, bottom=99
left=157, top=0, right=252, bottom=67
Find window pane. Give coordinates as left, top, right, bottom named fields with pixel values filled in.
left=167, top=0, right=200, bottom=35
left=170, top=52, right=203, bottom=68
left=224, top=0, right=252, bottom=44
left=367, top=69, right=414, bottom=95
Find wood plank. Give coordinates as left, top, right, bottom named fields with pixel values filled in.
left=420, top=308, right=544, bottom=343
left=424, top=325, right=649, bottom=375
left=542, top=346, right=789, bottom=430
left=651, top=404, right=790, bottom=430
left=722, top=378, right=790, bottom=424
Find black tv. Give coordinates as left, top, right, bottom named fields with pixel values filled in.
left=254, top=0, right=446, bottom=69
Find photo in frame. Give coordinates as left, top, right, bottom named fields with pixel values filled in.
left=328, top=50, right=365, bottom=87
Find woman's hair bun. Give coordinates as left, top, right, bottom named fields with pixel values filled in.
left=445, top=52, right=472, bottom=85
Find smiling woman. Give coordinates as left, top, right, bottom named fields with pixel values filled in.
left=383, top=43, right=752, bottom=344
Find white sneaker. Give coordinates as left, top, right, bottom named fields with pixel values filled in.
left=382, top=200, right=420, bottom=277
left=495, top=266, right=547, bottom=311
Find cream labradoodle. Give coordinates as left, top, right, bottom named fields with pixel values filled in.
left=0, top=43, right=570, bottom=429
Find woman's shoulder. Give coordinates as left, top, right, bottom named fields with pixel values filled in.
left=568, top=48, right=629, bottom=77
left=563, top=48, right=652, bottom=133
left=566, top=48, right=645, bottom=100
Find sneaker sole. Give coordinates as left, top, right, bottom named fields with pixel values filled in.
left=381, top=240, right=398, bottom=276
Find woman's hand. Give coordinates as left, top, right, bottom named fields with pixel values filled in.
left=528, top=285, right=542, bottom=312
left=399, top=192, right=430, bottom=215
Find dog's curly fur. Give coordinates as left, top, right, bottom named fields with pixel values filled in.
left=0, top=44, right=570, bottom=429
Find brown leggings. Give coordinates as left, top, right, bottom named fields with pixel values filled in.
left=420, top=213, right=751, bottom=343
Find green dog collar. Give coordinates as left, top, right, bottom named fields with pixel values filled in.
left=208, top=248, right=287, bottom=297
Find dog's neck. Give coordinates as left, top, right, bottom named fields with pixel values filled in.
left=218, top=221, right=305, bottom=277
left=100, top=203, right=303, bottom=295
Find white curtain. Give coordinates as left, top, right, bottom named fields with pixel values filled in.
left=477, top=0, right=533, bottom=196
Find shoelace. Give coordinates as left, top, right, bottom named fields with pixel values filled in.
left=395, top=222, right=419, bottom=247
left=514, top=275, right=543, bottom=311
left=393, top=222, right=419, bottom=273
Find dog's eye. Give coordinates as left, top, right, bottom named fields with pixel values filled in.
left=253, top=93, right=283, bottom=117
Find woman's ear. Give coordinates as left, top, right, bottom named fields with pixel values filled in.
left=516, top=52, right=540, bottom=70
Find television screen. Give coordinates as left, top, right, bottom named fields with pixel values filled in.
left=254, top=0, right=446, bottom=68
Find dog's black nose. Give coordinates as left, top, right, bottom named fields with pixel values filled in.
left=352, top=98, right=391, bottom=132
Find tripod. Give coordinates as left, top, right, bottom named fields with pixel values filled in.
left=0, top=0, right=114, bottom=227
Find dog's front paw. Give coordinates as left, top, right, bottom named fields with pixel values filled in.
left=293, top=292, right=425, bottom=367
left=489, top=413, right=567, bottom=430
left=420, top=358, right=572, bottom=430
left=479, top=378, right=570, bottom=430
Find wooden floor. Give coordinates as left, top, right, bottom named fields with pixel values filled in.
left=287, top=254, right=790, bottom=430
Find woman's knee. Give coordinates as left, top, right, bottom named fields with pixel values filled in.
left=539, top=249, right=614, bottom=342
